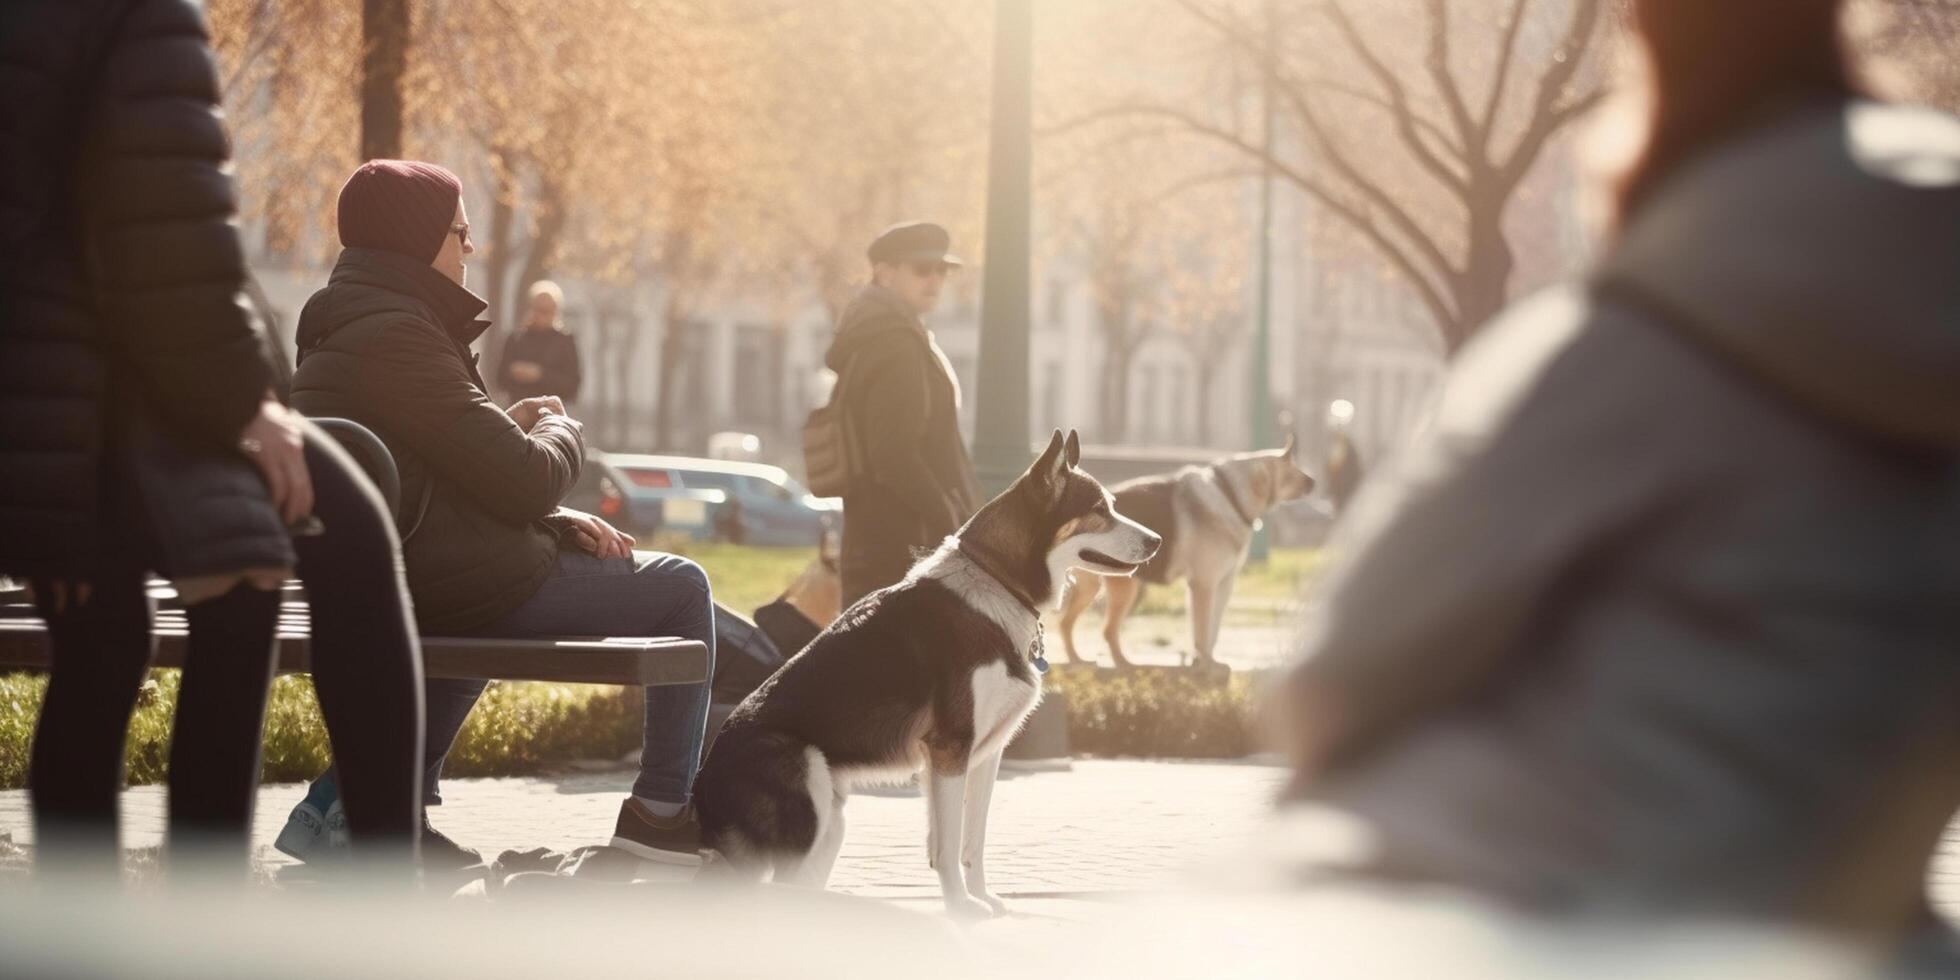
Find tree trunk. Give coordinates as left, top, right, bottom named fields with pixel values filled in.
left=652, top=296, right=692, bottom=452
left=513, top=175, right=568, bottom=318
left=1193, top=360, right=1215, bottom=446
left=359, top=0, right=408, bottom=161
left=1449, top=201, right=1516, bottom=351
left=1095, top=289, right=1139, bottom=443
left=611, top=311, right=644, bottom=449
left=483, top=159, right=520, bottom=325
left=1099, top=347, right=1134, bottom=443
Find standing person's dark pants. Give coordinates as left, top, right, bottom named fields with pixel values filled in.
left=28, top=432, right=423, bottom=876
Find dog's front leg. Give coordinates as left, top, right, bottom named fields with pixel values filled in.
left=924, top=765, right=991, bottom=919
left=961, top=750, right=1008, bottom=915
left=1187, top=575, right=1217, bottom=666
left=1198, top=570, right=1236, bottom=665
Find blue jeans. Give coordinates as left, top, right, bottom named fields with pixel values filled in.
left=307, top=549, right=715, bottom=808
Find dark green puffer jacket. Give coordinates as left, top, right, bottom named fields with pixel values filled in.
left=291, top=248, right=583, bottom=632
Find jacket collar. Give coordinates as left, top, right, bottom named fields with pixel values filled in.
left=825, top=283, right=929, bottom=370
left=332, top=247, right=492, bottom=347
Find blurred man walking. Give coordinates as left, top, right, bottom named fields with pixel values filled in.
left=823, top=222, right=981, bottom=605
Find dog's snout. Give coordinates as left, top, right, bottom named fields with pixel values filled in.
left=1139, top=528, right=1163, bottom=558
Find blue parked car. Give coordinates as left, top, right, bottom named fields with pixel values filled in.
left=564, top=453, right=839, bottom=547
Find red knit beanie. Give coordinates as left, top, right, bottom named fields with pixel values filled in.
left=336, top=160, right=462, bottom=263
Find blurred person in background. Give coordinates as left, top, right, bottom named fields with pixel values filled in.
left=0, top=0, right=424, bottom=878
left=1323, top=401, right=1366, bottom=520
left=825, top=221, right=982, bottom=605
left=495, top=280, right=583, bottom=409
left=282, top=161, right=715, bottom=873
left=1279, top=0, right=1960, bottom=946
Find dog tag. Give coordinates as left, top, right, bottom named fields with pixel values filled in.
left=1032, top=654, right=1049, bottom=675
left=1030, top=622, right=1048, bottom=674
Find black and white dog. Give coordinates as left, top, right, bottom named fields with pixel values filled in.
left=694, top=430, right=1160, bottom=917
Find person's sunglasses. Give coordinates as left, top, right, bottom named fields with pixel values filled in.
left=450, top=223, right=471, bottom=249
left=908, top=261, right=950, bottom=279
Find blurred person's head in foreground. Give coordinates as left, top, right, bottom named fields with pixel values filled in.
left=868, top=221, right=961, bottom=317
left=338, top=160, right=472, bottom=287
left=1278, top=0, right=1960, bottom=948
left=525, top=280, right=563, bottom=329
left=1615, top=0, right=1853, bottom=222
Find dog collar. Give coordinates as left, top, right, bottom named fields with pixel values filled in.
left=1214, top=471, right=1259, bottom=528
left=955, top=540, right=1049, bottom=675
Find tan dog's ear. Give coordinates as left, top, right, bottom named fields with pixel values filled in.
left=1064, top=429, right=1082, bottom=468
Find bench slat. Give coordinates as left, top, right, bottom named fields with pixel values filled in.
left=0, top=621, right=706, bottom=688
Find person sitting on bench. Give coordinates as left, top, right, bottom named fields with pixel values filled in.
left=277, top=160, right=716, bottom=872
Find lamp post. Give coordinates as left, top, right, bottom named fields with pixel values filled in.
left=971, top=0, right=1036, bottom=495
left=1247, top=0, right=1277, bottom=563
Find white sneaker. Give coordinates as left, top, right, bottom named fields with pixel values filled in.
left=324, top=800, right=349, bottom=850
left=273, top=799, right=350, bottom=863
left=273, top=801, right=327, bottom=861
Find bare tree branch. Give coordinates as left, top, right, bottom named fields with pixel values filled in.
left=1499, top=0, right=1603, bottom=182
left=1156, top=166, right=1267, bottom=196
left=1066, top=103, right=1459, bottom=330
left=1324, top=2, right=1472, bottom=195
left=1544, top=86, right=1609, bottom=134
left=1297, top=74, right=1464, bottom=158
left=1423, top=0, right=1485, bottom=152
left=1478, top=0, right=1533, bottom=133
left=219, top=0, right=281, bottom=97
left=1280, top=88, right=1465, bottom=292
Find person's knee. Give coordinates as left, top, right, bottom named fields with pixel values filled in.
left=666, top=556, right=711, bottom=598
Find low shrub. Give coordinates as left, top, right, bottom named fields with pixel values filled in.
left=0, top=659, right=1272, bottom=792
left=0, top=670, right=637, bottom=790
left=1045, top=665, right=1267, bottom=759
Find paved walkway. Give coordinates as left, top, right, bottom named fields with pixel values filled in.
left=5, top=757, right=1960, bottom=926
left=0, top=759, right=1286, bottom=903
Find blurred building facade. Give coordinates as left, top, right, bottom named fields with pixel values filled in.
left=249, top=148, right=1602, bottom=482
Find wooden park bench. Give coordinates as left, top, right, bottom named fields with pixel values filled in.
left=0, top=418, right=708, bottom=689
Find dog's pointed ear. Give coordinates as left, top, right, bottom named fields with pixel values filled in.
left=1064, top=429, right=1081, bottom=468
left=1032, top=429, right=1067, bottom=488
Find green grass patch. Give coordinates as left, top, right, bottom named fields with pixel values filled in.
left=1128, top=546, right=1326, bottom=616
left=663, top=541, right=815, bottom=616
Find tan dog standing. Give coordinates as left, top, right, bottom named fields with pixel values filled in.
left=1060, top=439, right=1315, bottom=668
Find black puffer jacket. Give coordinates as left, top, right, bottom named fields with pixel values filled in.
left=825, top=284, right=981, bottom=603
left=0, top=0, right=286, bottom=579
left=291, top=248, right=583, bottom=633
left=494, top=325, right=583, bottom=404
